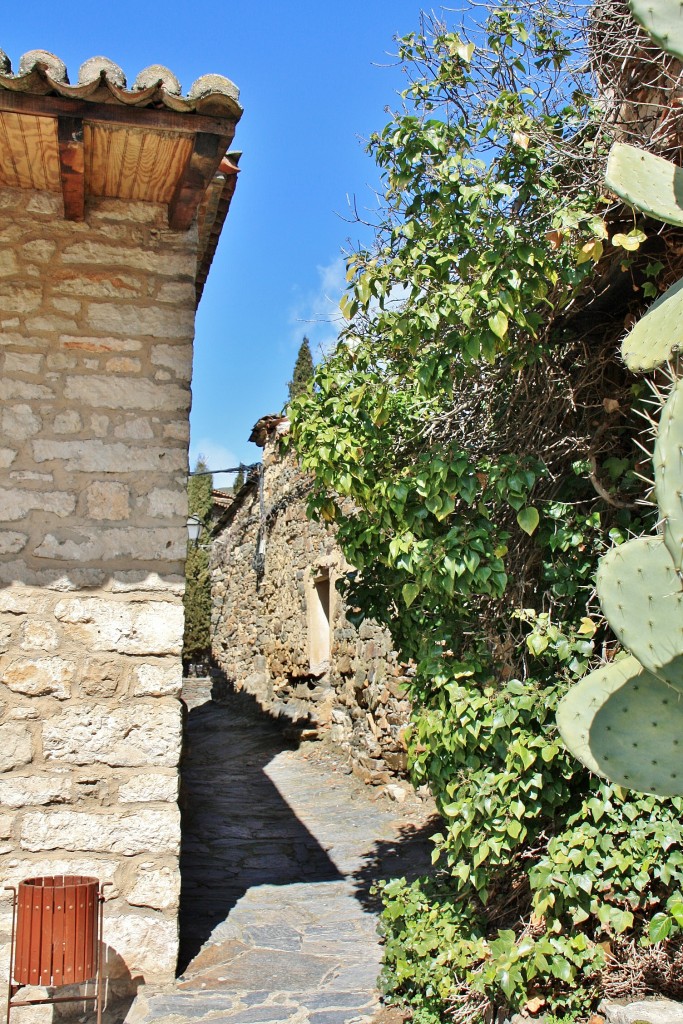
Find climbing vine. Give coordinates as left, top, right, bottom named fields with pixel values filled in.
left=288, top=2, right=683, bottom=1020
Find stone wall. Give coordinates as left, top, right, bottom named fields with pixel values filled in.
left=0, top=187, right=195, bottom=991
left=210, top=427, right=413, bottom=785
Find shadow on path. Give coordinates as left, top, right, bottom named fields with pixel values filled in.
left=177, top=684, right=343, bottom=975
left=351, top=818, right=439, bottom=912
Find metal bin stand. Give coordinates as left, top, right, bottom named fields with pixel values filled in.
left=5, top=875, right=108, bottom=1024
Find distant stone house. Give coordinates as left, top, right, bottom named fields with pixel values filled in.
left=0, top=48, right=241, bottom=990
left=210, top=416, right=413, bottom=785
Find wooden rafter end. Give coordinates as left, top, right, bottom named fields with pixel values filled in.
left=58, top=115, right=84, bottom=221
left=168, top=131, right=232, bottom=231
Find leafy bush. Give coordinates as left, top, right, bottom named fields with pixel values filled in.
left=288, top=1, right=683, bottom=1019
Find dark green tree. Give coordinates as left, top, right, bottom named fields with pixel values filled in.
left=187, top=455, right=213, bottom=523
left=287, top=336, right=314, bottom=402
left=233, top=465, right=245, bottom=492
left=183, top=456, right=213, bottom=668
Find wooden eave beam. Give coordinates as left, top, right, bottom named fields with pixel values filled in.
left=58, top=115, right=84, bottom=221
left=0, top=88, right=238, bottom=138
left=168, top=132, right=232, bottom=231
left=195, top=156, right=240, bottom=305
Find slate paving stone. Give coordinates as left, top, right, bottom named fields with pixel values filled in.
left=309, top=1013, right=370, bottom=1024
left=124, top=680, right=435, bottom=1024
left=138, top=997, right=241, bottom=1019
left=183, top=949, right=336, bottom=991
left=240, top=925, right=304, bottom=952
left=294, top=993, right=375, bottom=1012
left=241, top=992, right=294, bottom=1007
left=190, top=1009, right=297, bottom=1024
left=178, top=940, right=252, bottom=974
left=322, top=963, right=384, bottom=994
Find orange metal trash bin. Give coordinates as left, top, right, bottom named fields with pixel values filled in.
left=5, top=876, right=106, bottom=1024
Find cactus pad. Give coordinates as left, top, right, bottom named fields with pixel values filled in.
left=628, top=0, right=683, bottom=60
left=654, top=377, right=683, bottom=569
left=621, top=277, right=683, bottom=370
left=606, top=143, right=683, bottom=228
left=596, top=535, right=683, bottom=687
left=557, top=654, right=683, bottom=796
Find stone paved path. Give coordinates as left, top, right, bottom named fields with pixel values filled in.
left=126, top=679, right=434, bottom=1024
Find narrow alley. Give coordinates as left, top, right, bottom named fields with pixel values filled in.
left=127, top=677, right=434, bottom=1024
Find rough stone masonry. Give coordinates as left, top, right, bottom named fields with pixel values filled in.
left=210, top=421, right=414, bottom=787
left=0, top=186, right=196, bottom=991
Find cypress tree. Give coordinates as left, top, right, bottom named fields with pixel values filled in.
left=288, top=336, right=314, bottom=402
left=183, top=456, right=213, bottom=669
left=187, top=455, right=213, bottom=523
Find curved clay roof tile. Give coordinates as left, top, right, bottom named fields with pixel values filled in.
left=0, top=48, right=242, bottom=118
left=105, top=79, right=163, bottom=106
left=189, top=73, right=239, bottom=103
left=133, top=65, right=181, bottom=95
left=78, top=56, right=126, bottom=88
left=18, top=49, right=67, bottom=82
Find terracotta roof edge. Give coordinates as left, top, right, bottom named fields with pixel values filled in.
left=0, top=48, right=242, bottom=118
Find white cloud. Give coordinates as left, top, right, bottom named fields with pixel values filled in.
left=288, top=257, right=413, bottom=362
left=288, top=257, right=347, bottom=360
left=188, top=439, right=244, bottom=490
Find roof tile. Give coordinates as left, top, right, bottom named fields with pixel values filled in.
left=0, top=48, right=241, bottom=118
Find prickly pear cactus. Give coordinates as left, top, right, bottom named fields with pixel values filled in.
left=557, top=655, right=683, bottom=796
left=558, top=387, right=683, bottom=794
left=621, top=278, right=683, bottom=371
left=654, top=377, right=683, bottom=569
left=596, top=535, right=683, bottom=688
left=628, top=0, right=683, bottom=61
left=607, top=140, right=683, bottom=370
left=606, top=143, right=683, bottom=229
left=557, top=0, right=683, bottom=797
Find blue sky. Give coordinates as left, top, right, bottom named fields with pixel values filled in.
left=4, top=1, right=437, bottom=486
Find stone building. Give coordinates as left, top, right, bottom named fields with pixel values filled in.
left=0, top=49, right=241, bottom=991
left=210, top=416, right=413, bottom=786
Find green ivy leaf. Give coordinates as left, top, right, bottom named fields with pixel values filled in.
left=488, top=310, right=509, bottom=339
left=517, top=507, right=540, bottom=535
left=649, top=913, right=673, bottom=943
left=612, top=229, right=647, bottom=251
left=666, top=896, right=683, bottom=926
left=527, top=633, right=549, bottom=656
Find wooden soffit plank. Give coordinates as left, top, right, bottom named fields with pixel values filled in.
left=85, top=123, right=194, bottom=204
left=0, top=110, right=60, bottom=191
left=58, top=115, right=84, bottom=220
